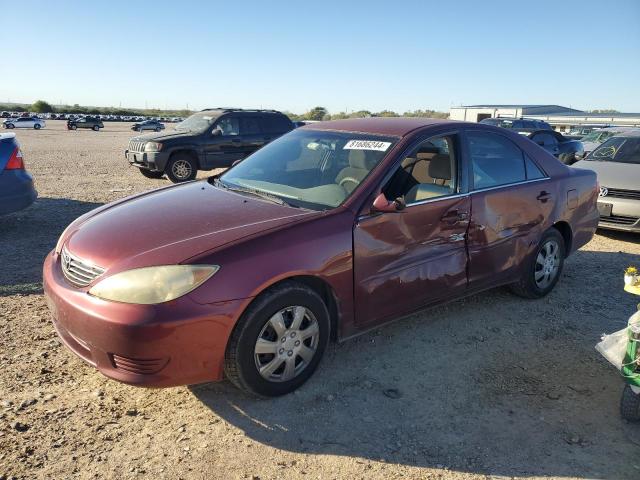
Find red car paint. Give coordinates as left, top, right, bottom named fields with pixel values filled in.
left=43, top=118, right=598, bottom=387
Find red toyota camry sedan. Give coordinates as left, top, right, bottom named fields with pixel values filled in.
left=43, top=118, right=599, bottom=396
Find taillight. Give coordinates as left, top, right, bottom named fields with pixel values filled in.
left=5, top=147, right=24, bottom=170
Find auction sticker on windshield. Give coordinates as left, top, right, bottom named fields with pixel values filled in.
left=344, top=140, right=392, bottom=151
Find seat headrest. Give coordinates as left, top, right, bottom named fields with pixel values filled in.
left=348, top=149, right=369, bottom=169
left=428, top=154, right=451, bottom=180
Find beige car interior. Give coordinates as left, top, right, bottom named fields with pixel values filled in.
left=383, top=137, right=456, bottom=204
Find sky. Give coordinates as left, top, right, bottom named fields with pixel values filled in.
left=1, top=0, right=639, bottom=114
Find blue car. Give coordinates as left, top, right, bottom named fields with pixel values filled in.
left=0, top=133, right=37, bottom=215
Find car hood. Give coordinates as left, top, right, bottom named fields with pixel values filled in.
left=65, top=181, right=319, bottom=275
left=573, top=159, right=640, bottom=191
left=131, top=130, right=194, bottom=143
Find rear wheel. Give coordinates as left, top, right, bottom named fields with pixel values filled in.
left=70, top=125, right=77, bottom=130
left=155, top=127, right=161, bottom=132
left=34, top=124, right=41, bottom=130
left=92, top=125, right=100, bottom=131
left=224, top=281, right=330, bottom=397
left=510, top=228, right=565, bottom=298
left=139, top=169, right=164, bottom=179
left=166, top=153, right=197, bottom=183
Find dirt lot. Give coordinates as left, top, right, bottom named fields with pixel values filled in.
left=1, top=120, right=639, bottom=479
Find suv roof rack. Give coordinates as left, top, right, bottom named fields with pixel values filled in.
left=200, top=107, right=282, bottom=114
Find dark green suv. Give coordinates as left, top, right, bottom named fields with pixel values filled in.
left=67, top=117, right=104, bottom=131
left=125, top=108, right=294, bottom=182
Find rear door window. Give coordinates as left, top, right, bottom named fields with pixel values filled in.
left=260, top=115, right=292, bottom=134
left=467, top=131, right=527, bottom=190
left=240, top=117, right=261, bottom=135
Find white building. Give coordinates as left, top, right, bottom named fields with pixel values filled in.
left=449, top=104, right=640, bottom=131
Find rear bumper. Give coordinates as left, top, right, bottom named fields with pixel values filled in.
left=43, top=250, right=245, bottom=387
left=125, top=150, right=170, bottom=172
left=0, top=170, right=37, bottom=215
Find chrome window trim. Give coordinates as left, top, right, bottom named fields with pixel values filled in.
left=404, top=192, right=470, bottom=208
left=470, top=176, right=551, bottom=194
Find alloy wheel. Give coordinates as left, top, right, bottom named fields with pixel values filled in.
left=254, top=306, right=320, bottom=382
left=534, top=239, right=560, bottom=289
left=171, top=159, right=192, bottom=180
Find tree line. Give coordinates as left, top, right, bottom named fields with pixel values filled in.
left=286, top=106, right=449, bottom=121
left=1, top=100, right=449, bottom=120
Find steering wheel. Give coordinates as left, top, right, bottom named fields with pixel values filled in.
left=339, top=176, right=359, bottom=191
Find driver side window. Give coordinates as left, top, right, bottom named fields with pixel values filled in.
left=383, top=134, right=458, bottom=205
left=212, top=117, right=239, bottom=136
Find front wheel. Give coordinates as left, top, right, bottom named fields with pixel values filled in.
left=6, top=124, right=14, bottom=129
left=166, top=154, right=197, bottom=183
left=621, top=385, right=640, bottom=421
left=510, top=228, right=565, bottom=298
left=155, top=127, right=161, bottom=132
left=70, top=125, right=77, bottom=130
left=92, top=125, right=100, bottom=131
left=34, top=124, right=41, bottom=130
left=224, top=281, right=330, bottom=396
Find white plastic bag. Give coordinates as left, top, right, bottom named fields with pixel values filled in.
left=596, top=328, right=629, bottom=370
left=596, top=310, right=640, bottom=370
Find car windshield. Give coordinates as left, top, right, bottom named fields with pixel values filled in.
left=587, top=137, right=640, bottom=164
left=217, top=129, right=397, bottom=210
left=582, top=130, right=614, bottom=143
left=175, top=112, right=219, bottom=133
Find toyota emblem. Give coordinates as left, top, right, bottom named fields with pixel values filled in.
left=599, top=187, right=608, bottom=197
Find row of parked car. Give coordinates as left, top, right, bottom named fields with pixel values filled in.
left=1, top=116, right=168, bottom=133
left=0, top=111, right=183, bottom=123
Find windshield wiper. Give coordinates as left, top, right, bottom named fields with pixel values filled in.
left=216, top=181, right=299, bottom=208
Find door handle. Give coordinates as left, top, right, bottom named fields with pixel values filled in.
left=536, top=191, right=551, bottom=203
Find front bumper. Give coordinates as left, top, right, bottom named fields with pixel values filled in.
left=0, top=170, right=37, bottom=215
left=43, top=250, right=245, bottom=387
left=597, top=197, right=640, bottom=233
left=125, top=149, right=170, bottom=172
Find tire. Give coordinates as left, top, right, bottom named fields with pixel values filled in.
left=166, top=153, right=198, bottom=183
left=509, top=228, right=565, bottom=299
left=34, top=124, right=41, bottom=130
left=92, top=125, right=100, bottom=131
left=155, top=127, right=161, bottom=132
left=224, top=281, right=331, bottom=397
left=70, top=125, right=77, bottom=130
left=7, top=124, right=14, bottom=129
left=621, top=385, right=640, bottom=421
left=139, top=169, right=164, bottom=179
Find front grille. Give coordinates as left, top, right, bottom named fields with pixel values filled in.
left=599, top=214, right=639, bottom=226
left=602, top=187, right=640, bottom=200
left=60, top=248, right=105, bottom=287
left=110, top=354, right=169, bottom=375
left=128, top=140, right=145, bottom=152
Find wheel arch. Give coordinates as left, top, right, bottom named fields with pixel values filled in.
left=237, top=275, right=340, bottom=343
left=552, top=220, right=573, bottom=256
left=169, top=148, right=200, bottom=169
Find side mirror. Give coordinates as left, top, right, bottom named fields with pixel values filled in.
left=372, top=193, right=406, bottom=213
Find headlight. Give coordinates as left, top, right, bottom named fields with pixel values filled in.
left=89, top=265, right=219, bottom=304
left=144, top=141, right=163, bottom=152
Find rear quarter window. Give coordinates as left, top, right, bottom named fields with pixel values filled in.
left=260, top=115, right=293, bottom=134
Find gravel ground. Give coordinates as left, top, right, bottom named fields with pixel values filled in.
left=1, top=120, right=639, bottom=479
